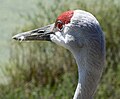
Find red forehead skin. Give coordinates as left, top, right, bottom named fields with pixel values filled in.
left=56, top=10, right=74, bottom=25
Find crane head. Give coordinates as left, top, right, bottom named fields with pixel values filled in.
left=12, top=10, right=105, bottom=98
left=12, top=10, right=102, bottom=52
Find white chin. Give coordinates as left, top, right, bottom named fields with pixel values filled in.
left=50, top=32, right=68, bottom=48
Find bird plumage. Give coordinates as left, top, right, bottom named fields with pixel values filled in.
left=12, top=10, right=105, bottom=99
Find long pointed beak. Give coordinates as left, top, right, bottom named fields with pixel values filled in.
left=12, top=24, right=55, bottom=41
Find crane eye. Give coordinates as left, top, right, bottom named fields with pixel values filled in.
left=56, top=20, right=63, bottom=30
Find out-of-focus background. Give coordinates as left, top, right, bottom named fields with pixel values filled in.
left=0, top=0, right=120, bottom=98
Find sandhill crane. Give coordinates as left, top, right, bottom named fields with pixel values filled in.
left=12, top=10, right=105, bottom=99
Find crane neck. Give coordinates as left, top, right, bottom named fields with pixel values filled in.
left=72, top=39, right=105, bottom=99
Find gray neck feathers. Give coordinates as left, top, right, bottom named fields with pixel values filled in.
left=73, top=27, right=105, bottom=99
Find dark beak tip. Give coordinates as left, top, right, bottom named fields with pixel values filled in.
left=12, top=35, right=23, bottom=41
left=12, top=36, right=16, bottom=40
left=12, top=35, right=18, bottom=40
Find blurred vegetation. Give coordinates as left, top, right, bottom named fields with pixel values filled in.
left=0, top=0, right=120, bottom=99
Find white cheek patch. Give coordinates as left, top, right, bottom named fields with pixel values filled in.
left=53, top=31, right=75, bottom=44
left=55, top=31, right=65, bottom=42
left=50, top=31, right=65, bottom=46
left=64, top=34, right=75, bottom=44
left=50, top=31, right=67, bottom=48
left=64, top=25, right=69, bottom=33
left=64, top=25, right=75, bottom=44
left=50, top=22, right=75, bottom=48
left=64, top=23, right=72, bottom=33
left=50, top=30, right=75, bottom=49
